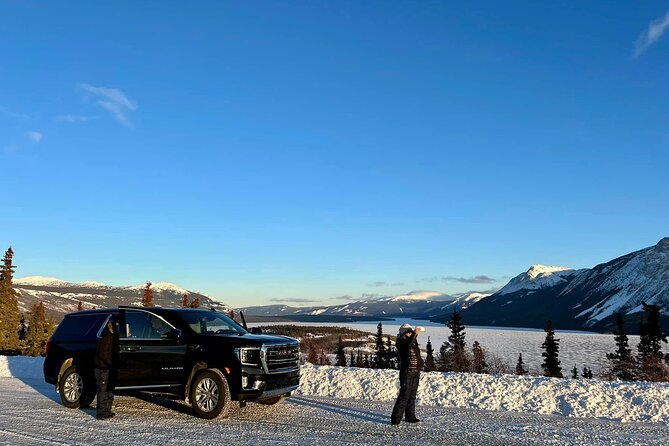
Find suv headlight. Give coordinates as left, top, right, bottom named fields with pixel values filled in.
left=235, top=347, right=261, bottom=365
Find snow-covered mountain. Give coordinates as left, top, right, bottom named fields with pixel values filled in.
left=13, top=276, right=231, bottom=320
left=496, top=265, right=584, bottom=295
left=239, top=290, right=472, bottom=320
left=448, top=238, right=669, bottom=333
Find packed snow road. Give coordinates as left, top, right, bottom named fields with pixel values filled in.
left=1, top=378, right=668, bottom=446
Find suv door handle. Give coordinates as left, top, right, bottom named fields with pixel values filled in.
left=122, top=346, right=141, bottom=352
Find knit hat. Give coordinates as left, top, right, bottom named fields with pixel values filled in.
left=398, top=323, right=413, bottom=335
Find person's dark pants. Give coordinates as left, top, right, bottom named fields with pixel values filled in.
left=391, top=370, right=420, bottom=423
left=94, top=368, right=114, bottom=416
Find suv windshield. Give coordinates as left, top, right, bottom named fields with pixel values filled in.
left=177, top=310, right=247, bottom=335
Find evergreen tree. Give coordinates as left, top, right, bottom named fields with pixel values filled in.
left=541, top=320, right=563, bottom=378
left=25, top=302, right=50, bottom=356
left=356, top=350, right=363, bottom=368
left=318, top=349, right=331, bottom=365
left=0, top=247, right=21, bottom=353
left=363, top=354, right=370, bottom=368
left=307, top=344, right=319, bottom=364
left=350, top=349, right=356, bottom=367
left=77, top=301, right=83, bottom=311
left=336, top=336, right=347, bottom=366
left=386, top=337, right=397, bottom=369
left=374, top=323, right=388, bottom=368
left=571, top=366, right=579, bottom=379
left=606, top=313, right=636, bottom=381
left=515, top=353, right=528, bottom=375
left=442, top=310, right=470, bottom=372
left=18, top=314, right=28, bottom=343
left=637, top=302, right=668, bottom=381
left=437, top=340, right=451, bottom=372
left=141, top=282, right=154, bottom=307
left=424, top=336, right=436, bottom=372
left=182, top=294, right=190, bottom=308
left=471, top=341, right=488, bottom=374
left=190, top=297, right=201, bottom=308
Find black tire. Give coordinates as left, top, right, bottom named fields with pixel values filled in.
left=257, top=396, right=285, bottom=405
left=58, top=366, right=95, bottom=409
left=189, top=369, right=231, bottom=419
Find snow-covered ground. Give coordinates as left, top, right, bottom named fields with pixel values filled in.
left=3, top=356, right=669, bottom=426
left=2, top=376, right=669, bottom=445
left=253, top=319, right=634, bottom=374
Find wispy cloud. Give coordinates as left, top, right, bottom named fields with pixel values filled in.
left=0, top=106, right=29, bottom=120
left=445, top=275, right=497, bottom=284
left=330, top=295, right=354, bottom=300
left=54, top=114, right=95, bottom=123
left=78, top=83, right=137, bottom=126
left=26, top=131, right=43, bottom=143
left=367, top=281, right=387, bottom=287
left=366, top=281, right=405, bottom=287
left=269, top=297, right=319, bottom=304
left=421, top=275, right=497, bottom=284
left=634, top=9, right=669, bottom=57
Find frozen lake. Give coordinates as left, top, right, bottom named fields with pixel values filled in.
left=250, top=319, right=637, bottom=374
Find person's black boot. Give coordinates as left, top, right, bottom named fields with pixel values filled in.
left=406, top=418, right=421, bottom=423
left=390, top=419, right=401, bottom=425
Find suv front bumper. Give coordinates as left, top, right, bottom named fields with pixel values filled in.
left=235, top=368, right=300, bottom=401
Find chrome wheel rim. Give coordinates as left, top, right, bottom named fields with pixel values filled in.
left=194, top=377, right=220, bottom=413
left=63, top=372, right=83, bottom=402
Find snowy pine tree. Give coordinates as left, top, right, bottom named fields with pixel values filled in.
left=336, top=336, right=347, bottom=366
left=319, top=349, right=331, bottom=366
left=141, top=282, right=154, bottom=307
left=424, top=336, right=436, bottom=372
left=0, top=247, right=21, bottom=353
left=637, top=302, right=668, bottom=381
left=472, top=341, right=488, bottom=374
left=441, top=310, right=470, bottom=372
left=349, top=349, right=356, bottom=367
left=374, top=323, right=389, bottom=368
left=515, top=353, right=528, bottom=375
left=541, top=320, right=563, bottom=378
left=606, top=313, right=636, bottom=381
left=307, top=344, right=319, bottom=364
left=571, top=366, right=579, bottom=379
left=26, top=302, right=50, bottom=356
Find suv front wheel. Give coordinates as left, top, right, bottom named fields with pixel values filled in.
left=59, top=366, right=95, bottom=409
left=190, top=369, right=231, bottom=419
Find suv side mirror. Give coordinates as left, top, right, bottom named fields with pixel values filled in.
left=251, top=327, right=263, bottom=334
left=170, top=328, right=183, bottom=342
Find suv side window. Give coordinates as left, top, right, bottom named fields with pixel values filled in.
left=53, top=314, right=110, bottom=341
left=124, top=310, right=174, bottom=339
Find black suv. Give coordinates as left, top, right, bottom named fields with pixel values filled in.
left=44, top=306, right=300, bottom=419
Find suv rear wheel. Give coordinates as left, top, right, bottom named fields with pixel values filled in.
left=59, top=366, right=95, bottom=409
left=190, top=369, right=231, bottom=419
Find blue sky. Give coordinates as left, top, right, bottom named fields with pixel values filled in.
left=1, top=1, right=668, bottom=307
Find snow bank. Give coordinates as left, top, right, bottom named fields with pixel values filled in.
left=298, top=364, right=669, bottom=424
left=0, top=356, right=44, bottom=379
left=3, top=356, right=669, bottom=424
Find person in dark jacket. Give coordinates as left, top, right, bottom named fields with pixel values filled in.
left=391, top=323, right=425, bottom=425
left=94, top=317, right=118, bottom=420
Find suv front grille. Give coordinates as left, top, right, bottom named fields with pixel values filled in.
left=262, top=344, right=300, bottom=373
